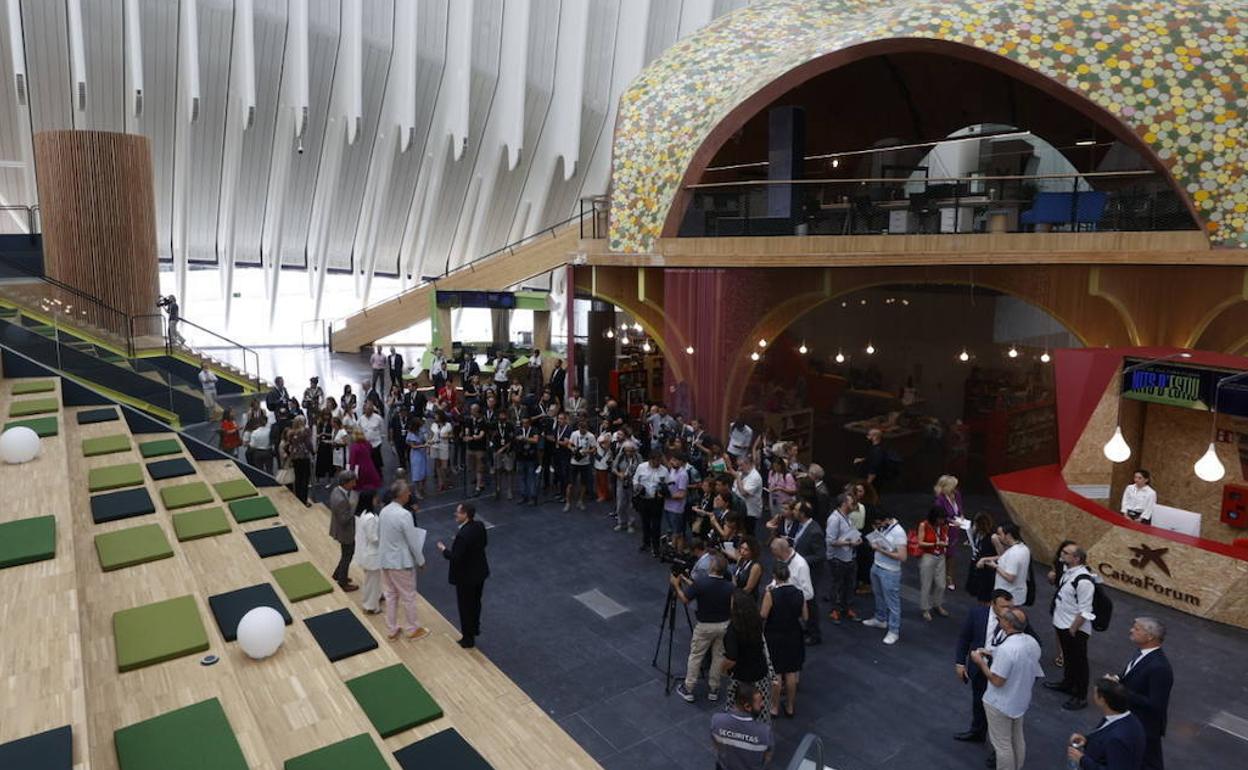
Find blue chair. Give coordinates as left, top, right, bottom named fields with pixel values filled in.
left=1020, top=191, right=1108, bottom=230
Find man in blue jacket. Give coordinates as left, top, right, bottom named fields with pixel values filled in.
left=1067, top=678, right=1146, bottom=770
left=953, top=589, right=1016, bottom=743
left=1111, top=617, right=1173, bottom=770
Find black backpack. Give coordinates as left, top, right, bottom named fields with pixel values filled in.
left=1073, top=574, right=1114, bottom=632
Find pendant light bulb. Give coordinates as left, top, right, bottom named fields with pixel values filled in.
left=958, top=349, right=970, bottom=363
left=835, top=351, right=845, bottom=364
left=605, top=328, right=614, bottom=339
left=865, top=343, right=875, bottom=355
left=758, top=339, right=767, bottom=348
left=685, top=346, right=695, bottom=355
left=620, top=335, right=630, bottom=346
left=799, top=342, right=808, bottom=355
left=633, top=323, right=643, bottom=333
left=1040, top=351, right=1051, bottom=363
left=1102, top=426, right=1132, bottom=463
left=750, top=351, right=760, bottom=362
left=1008, top=346, right=1019, bottom=358
left=1194, top=442, right=1226, bottom=482
left=642, top=341, right=652, bottom=353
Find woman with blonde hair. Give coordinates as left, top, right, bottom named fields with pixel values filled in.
left=933, top=474, right=965, bottom=590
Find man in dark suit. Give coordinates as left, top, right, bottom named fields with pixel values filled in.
left=548, top=359, right=567, bottom=404
left=1067, top=678, right=1146, bottom=770
left=790, top=503, right=825, bottom=645
left=1112, top=617, right=1173, bottom=770
left=954, top=589, right=1015, bottom=743
left=387, top=347, right=404, bottom=388
left=437, top=502, right=490, bottom=648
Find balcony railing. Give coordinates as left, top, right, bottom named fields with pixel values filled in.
left=680, top=171, right=1196, bottom=238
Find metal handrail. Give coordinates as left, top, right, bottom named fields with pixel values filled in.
left=0, top=253, right=136, bottom=355
left=783, top=734, right=825, bottom=770
left=0, top=204, right=39, bottom=234
left=132, top=312, right=261, bottom=390
left=686, top=169, right=1157, bottom=189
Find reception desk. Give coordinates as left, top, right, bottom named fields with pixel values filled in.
left=1152, top=504, right=1202, bottom=537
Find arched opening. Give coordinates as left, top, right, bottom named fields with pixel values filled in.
left=737, top=282, right=1081, bottom=492
left=669, top=41, right=1200, bottom=239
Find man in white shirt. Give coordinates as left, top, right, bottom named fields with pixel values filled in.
left=971, top=607, right=1044, bottom=770
left=979, top=523, right=1031, bottom=605
left=769, top=538, right=813, bottom=603
left=732, top=455, right=763, bottom=535
left=1120, top=469, right=1157, bottom=524
left=377, top=479, right=430, bottom=641
left=429, top=347, right=447, bottom=389
left=246, top=413, right=273, bottom=472
left=358, top=401, right=386, bottom=476
left=566, top=417, right=596, bottom=512
left=198, top=364, right=218, bottom=420
left=632, top=451, right=669, bottom=556
left=824, top=493, right=862, bottom=623
left=493, top=353, right=511, bottom=387
left=1045, top=543, right=1097, bottom=711
left=862, top=516, right=908, bottom=644
left=369, top=346, right=386, bottom=393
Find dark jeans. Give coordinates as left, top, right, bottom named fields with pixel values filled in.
left=638, top=496, right=663, bottom=550
left=969, top=668, right=988, bottom=736
left=333, top=541, right=355, bottom=584
left=455, top=581, right=485, bottom=638
left=804, top=574, right=823, bottom=643
left=856, top=530, right=874, bottom=585
left=553, top=452, right=570, bottom=493
left=292, top=457, right=311, bottom=503
left=828, top=558, right=856, bottom=614
left=517, top=457, right=538, bottom=500
left=370, top=445, right=384, bottom=478
left=371, top=368, right=385, bottom=392
left=1056, top=627, right=1090, bottom=698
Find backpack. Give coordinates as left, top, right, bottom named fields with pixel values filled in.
left=1073, top=573, right=1114, bottom=632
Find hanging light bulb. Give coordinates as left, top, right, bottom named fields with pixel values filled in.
left=620, top=335, right=630, bottom=346
left=1040, top=351, right=1051, bottom=363
left=642, top=340, right=652, bottom=353
left=1007, top=346, right=1019, bottom=359
left=865, top=343, right=875, bottom=355
left=798, top=342, right=808, bottom=355
left=758, top=339, right=767, bottom=348
left=605, top=328, right=615, bottom=339
left=1102, top=426, right=1132, bottom=463
left=750, top=351, right=760, bottom=362
left=632, top=323, right=643, bottom=333
left=1194, top=442, right=1226, bottom=482
left=835, top=350, right=845, bottom=364
left=958, top=349, right=970, bottom=363
left=685, top=345, right=695, bottom=355
left=831, top=157, right=840, bottom=168
left=619, top=322, right=628, bottom=331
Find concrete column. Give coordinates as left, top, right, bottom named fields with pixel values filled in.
left=490, top=308, right=511, bottom=349
left=533, top=309, right=552, bottom=378
left=586, top=300, right=615, bottom=408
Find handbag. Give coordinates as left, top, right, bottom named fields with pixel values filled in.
left=275, top=454, right=295, bottom=485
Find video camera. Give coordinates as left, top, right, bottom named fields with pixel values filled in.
left=156, top=295, right=174, bottom=309
left=657, top=534, right=696, bottom=576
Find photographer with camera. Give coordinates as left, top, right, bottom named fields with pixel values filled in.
left=632, top=450, right=669, bottom=556
left=671, top=553, right=734, bottom=704
left=157, top=294, right=182, bottom=347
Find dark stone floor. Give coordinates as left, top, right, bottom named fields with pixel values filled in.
left=183, top=351, right=1248, bottom=770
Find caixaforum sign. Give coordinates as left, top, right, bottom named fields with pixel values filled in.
left=1098, top=543, right=1201, bottom=607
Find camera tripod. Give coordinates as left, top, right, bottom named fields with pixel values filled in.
left=652, top=581, right=693, bottom=696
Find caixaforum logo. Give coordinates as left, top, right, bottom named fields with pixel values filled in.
left=1099, top=543, right=1199, bottom=607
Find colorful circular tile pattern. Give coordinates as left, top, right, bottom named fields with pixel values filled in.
left=608, top=0, right=1248, bottom=253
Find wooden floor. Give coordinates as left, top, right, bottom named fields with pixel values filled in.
left=0, top=375, right=600, bottom=770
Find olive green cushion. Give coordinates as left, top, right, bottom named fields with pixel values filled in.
left=228, top=495, right=278, bottom=523
left=159, top=482, right=213, bottom=510
left=271, top=562, right=333, bottom=603
left=284, top=734, right=389, bottom=770
left=94, top=524, right=174, bottom=571
left=88, top=463, right=144, bottom=492
left=138, top=439, right=182, bottom=458
left=0, top=516, right=56, bottom=569
left=171, top=507, right=231, bottom=542
left=82, top=434, right=131, bottom=457
left=346, top=664, right=444, bottom=738
left=213, top=478, right=258, bottom=502
left=114, top=698, right=248, bottom=770
left=3, top=416, right=59, bottom=437
left=112, top=595, right=209, bottom=672
left=11, top=379, right=55, bottom=394
left=9, top=397, right=58, bottom=417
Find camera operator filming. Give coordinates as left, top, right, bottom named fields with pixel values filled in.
left=156, top=294, right=182, bottom=347
left=670, top=553, right=734, bottom=704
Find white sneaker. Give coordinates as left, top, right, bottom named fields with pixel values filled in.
left=862, top=618, right=887, bottom=629
left=562, top=503, right=570, bottom=512
left=882, top=632, right=899, bottom=645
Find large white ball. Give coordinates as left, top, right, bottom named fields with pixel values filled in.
left=0, top=426, right=41, bottom=464
left=236, top=606, right=286, bottom=659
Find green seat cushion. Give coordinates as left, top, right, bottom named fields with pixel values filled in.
left=0, top=516, right=56, bottom=569
left=114, top=698, right=248, bottom=770
left=94, top=524, right=174, bottom=571
left=11, top=379, right=55, bottom=395
left=138, top=438, right=182, bottom=458
left=4, top=416, right=59, bottom=437
left=228, top=495, right=278, bottom=523
left=171, top=507, right=231, bottom=542
left=88, top=463, right=144, bottom=492
left=213, top=478, right=258, bottom=502
left=112, top=595, right=209, bottom=672
left=271, top=561, right=333, bottom=603
left=82, top=434, right=132, bottom=457
left=284, top=734, right=389, bottom=770
left=346, top=664, right=444, bottom=738
left=159, top=482, right=213, bottom=510
left=9, top=397, right=58, bottom=417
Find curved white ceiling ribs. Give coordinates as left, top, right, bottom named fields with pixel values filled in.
left=0, top=0, right=749, bottom=324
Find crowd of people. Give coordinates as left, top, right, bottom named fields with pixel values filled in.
left=207, top=345, right=1173, bottom=770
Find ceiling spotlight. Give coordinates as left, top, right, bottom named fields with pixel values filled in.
left=859, top=299, right=867, bottom=305
left=685, top=345, right=695, bottom=355
left=1040, top=351, right=1051, bottom=363
left=750, top=351, right=760, bottom=362
left=841, top=301, right=848, bottom=308
left=831, top=157, right=840, bottom=168
left=620, top=335, right=630, bottom=346
left=642, top=341, right=652, bottom=353
left=758, top=339, right=767, bottom=348
left=865, top=343, right=876, bottom=355
left=1007, top=346, right=1019, bottom=358
left=799, top=343, right=808, bottom=355
left=834, top=350, right=845, bottom=364
left=605, top=328, right=615, bottom=339
left=958, top=349, right=970, bottom=362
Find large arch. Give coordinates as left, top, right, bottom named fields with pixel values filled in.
left=608, top=0, right=1248, bottom=253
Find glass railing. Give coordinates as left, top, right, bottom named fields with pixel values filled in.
left=0, top=266, right=135, bottom=353
left=131, top=313, right=262, bottom=391
left=679, top=171, right=1196, bottom=237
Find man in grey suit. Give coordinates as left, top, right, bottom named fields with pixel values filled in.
left=378, top=479, right=429, bottom=641
left=328, top=470, right=359, bottom=592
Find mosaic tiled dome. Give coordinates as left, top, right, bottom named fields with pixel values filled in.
left=608, top=0, right=1248, bottom=253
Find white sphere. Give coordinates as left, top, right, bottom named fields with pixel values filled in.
left=236, top=606, right=286, bottom=659
left=0, top=426, right=41, bottom=464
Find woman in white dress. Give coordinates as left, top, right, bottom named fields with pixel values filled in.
left=353, top=498, right=383, bottom=613
left=1120, top=469, right=1156, bottom=524
left=429, top=410, right=454, bottom=491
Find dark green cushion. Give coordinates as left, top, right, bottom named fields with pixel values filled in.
left=114, top=698, right=248, bottom=770
left=11, top=379, right=55, bottom=394
left=171, top=507, right=231, bottom=542
left=4, top=416, right=59, bottom=437
left=94, top=524, right=174, bottom=571
left=82, top=434, right=131, bottom=457
left=88, top=463, right=144, bottom=492
left=0, top=516, right=56, bottom=569
left=284, top=734, right=389, bottom=770
left=112, top=595, right=209, bottom=672
left=138, top=438, right=182, bottom=458
left=159, top=482, right=213, bottom=510
left=9, top=397, right=58, bottom=417
left=213, top=478, right=258, bottom=502
left=228, top=495, right=278, bottom=523
left=271, top=562, right=333, bottom=603
left=76, top=408, right=118, bottom=424
left=346, top=664, right=444, bottom=738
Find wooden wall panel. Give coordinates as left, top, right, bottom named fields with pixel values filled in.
left=33, top=130, right=160, bottom=334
